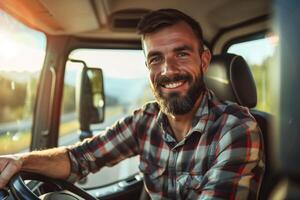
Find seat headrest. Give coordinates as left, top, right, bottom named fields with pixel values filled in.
left=204, top=53, right=257, bottom=108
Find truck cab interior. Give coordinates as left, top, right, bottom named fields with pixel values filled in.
left=0, top=0, right=300, bottom=199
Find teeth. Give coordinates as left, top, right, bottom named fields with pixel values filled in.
left=164, top=81, right=183, bottom=89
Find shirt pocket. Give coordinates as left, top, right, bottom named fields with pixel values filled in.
left=187, top=175, right=203, bottom=190
left=139, top=156, right=166, bottom=179
left=177, top=173, right=204, bottom=197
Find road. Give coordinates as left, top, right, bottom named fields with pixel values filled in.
left=0, top=112, right=76, bottom=136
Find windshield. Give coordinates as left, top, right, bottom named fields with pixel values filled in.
left=0, top=9, right=46, bottom=155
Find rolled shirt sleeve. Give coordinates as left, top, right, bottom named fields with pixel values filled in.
left=66, top=115, right=140, bottom=182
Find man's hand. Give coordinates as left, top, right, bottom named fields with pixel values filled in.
left=0, top=155, right=24, bottom=188
left=0, top=147, right=72, bottom=189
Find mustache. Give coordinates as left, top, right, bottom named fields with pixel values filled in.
left=155, top=74, right=192, bottom=87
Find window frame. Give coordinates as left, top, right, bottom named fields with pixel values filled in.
left=222, top=30, right=269, bottom=53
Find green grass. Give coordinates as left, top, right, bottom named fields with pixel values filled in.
left=0, top=131, right=31, bottom=154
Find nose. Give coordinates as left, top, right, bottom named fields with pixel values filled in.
left=161, top=56, right=178, bottom=76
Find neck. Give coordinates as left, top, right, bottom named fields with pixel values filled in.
left=166, top=96, right=202, bottom=141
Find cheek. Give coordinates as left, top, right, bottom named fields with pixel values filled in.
left=191, top=58, right=203, bottom=75
left=149, top=71, right=156, bottom=86
left=149, top=70, right=160, bottom=83
left=184, top=63, right=201, bottom=77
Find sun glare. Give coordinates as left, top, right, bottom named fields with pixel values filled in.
left=0, top=36, right=19, bottom=60
left=0, top=10, right=46, bottom=73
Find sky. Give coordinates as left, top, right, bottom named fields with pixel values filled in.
left=228, top=36, right=277, bottom=65
left=69, top=49, right=148, bottom=79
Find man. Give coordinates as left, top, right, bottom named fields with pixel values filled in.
left=0, top=9, right=264, bottom=199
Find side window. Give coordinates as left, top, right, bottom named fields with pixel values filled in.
left=0, top=10, right=46, bottom=154
left=59, top=49, right=153, bottom=188
left=227, top=33, right=278, bottom=113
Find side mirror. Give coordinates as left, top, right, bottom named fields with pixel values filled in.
left=71, top=59, right=105, bottom=134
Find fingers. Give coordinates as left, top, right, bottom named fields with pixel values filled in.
left=0, top=157, right=23, bottom=188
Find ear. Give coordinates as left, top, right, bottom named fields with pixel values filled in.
left=200, top=49, right=211, bottom=73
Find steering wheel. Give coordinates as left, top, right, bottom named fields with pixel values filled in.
left=8, top=171, right=97, bottom=200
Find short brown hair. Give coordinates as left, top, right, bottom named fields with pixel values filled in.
left=137, top=8, right=204, bottom=50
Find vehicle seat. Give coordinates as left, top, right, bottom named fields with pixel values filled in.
left=204, top=53, right=273, bottom=200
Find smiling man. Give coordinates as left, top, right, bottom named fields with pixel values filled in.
left=141, top=18, right=211, bottom=142
left=0, top=9, right=264, bottom=200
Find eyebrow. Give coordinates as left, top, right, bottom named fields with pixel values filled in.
left=174, top=45, right=194, bottom=52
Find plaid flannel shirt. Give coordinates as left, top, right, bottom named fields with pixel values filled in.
left=67, top=89, right=265, bottom=200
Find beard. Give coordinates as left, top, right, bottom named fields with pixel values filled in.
left=152, top=73, right=205, bottom=115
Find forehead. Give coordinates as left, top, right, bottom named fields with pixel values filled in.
left=142, top=21, right=199, bottom=55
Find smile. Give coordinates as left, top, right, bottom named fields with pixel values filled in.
left=162, top=81, right=185, bottom=89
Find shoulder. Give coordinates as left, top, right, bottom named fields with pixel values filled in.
left=133, top=101, right=160, bottom=116
left=115, top=101, right=159, bottom=126
left=206, top=93, right=262, bottom=156
left=208, top=90, right=256, bottom=122
left=207, top=90, right=258, bottom=136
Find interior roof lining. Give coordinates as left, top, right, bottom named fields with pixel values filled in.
left=210, top=14, right=270, bottom=50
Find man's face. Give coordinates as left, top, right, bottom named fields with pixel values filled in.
left=143, top=21, right=211, bottom=115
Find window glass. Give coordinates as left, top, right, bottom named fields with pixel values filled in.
left=59, top=49, right=153, bottom=188
left=227, top=34, right=278, bottom=113
left=0, top=10, right=46, bottom=154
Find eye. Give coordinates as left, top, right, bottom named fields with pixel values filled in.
left=149, top=56, right=163, bottom=65
left=177, top=51, right=189, bottom=58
